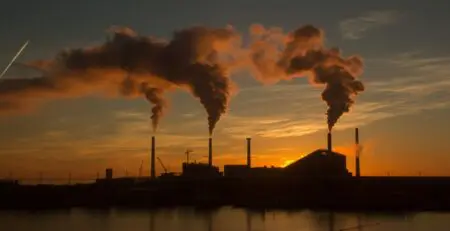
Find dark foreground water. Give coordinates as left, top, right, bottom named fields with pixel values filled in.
left=0, top=207, right=449, bottom=231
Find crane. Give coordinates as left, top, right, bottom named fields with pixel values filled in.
left=157, top=157, right=167, bottom=174
left=185, top=149, right=194, bottom=164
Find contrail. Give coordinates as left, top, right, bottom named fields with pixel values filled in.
left=0, top=40, right=30, bottom=79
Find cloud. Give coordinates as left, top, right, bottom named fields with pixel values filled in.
left=339, top=10, right=403, bottom=40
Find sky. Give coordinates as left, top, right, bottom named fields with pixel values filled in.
left=0, top=0, right=450, bottom=182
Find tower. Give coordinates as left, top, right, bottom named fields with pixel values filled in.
left=151, top=136, right=156, bottom=179
left=246, top=138, right=251, bottom=168
left=208, top=137, right=213, bottom=167
left=327, top=132, right=332, bottom=152
left=355, top=128, right=361, bottom=177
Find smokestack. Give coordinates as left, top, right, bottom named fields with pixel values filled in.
left=246, top=138, right=251, bottom=168
left=355, top=128, right=359, bottom=145
left=151, top=136, right=156, bottom=179
left=208, top=137, right=212, bottom=167
left=327, top=132, right=332, bottom=152
left=355, top=128, right=360, bottom=177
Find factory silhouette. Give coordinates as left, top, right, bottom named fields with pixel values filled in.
left=0, top=25, right=371, bottom=213
left=3, top=126, right=450, bottom=212
left=112, top=129, right=360, bottom=181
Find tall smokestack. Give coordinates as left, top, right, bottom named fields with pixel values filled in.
left=151, top=136, right=156, bottom=179
left=208, top=137, right=212, bottom=167
left=355, top=128, right=359, bottom=144
left=355, top=128, right=360, bottom=177
left=246, top=138, right=251, bottom=168
left=327, top=132, right=332, bottom=152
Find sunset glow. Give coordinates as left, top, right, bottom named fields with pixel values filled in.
left=0, top=2, right=450, bottom=184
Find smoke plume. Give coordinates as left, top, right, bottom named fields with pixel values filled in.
left=247, top=24, right=365, bottom=131
left=0, top=23, right=364, bottom=132
left=0, top=26, right=239, bottom=134
left=140, top=83, right=167, bottom=132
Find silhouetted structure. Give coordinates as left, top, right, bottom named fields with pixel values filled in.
left=151, top=136, right=156, bottom=179
left=246, top=137, right=251, bottom=168
left=105, top=168, right=113, bottom=180
left=6, top=127, right=450, bottom=212
left=327, top=132, right=332, bottom=151
left=182, top=163, right=220, bottom=178
left=284, top=149, right=351, bottom=177
left=224, top=165, right=249, bottom=178
left=223, top=137, right=253, bottom=178
left=282, top=131, right=350, bottom=177
left=355, top=128, right=361, bottom=177
left=208, top=137, right=213, bottom=167
left=249, top=166, right=283, bottom=178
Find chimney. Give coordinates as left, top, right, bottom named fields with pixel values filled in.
left=151, top=136, right=156, bottom=179
left=355, top=128, right=361, bottom=177
left=246, top=138, right=251, bottom=168
left=208, top=137, right=212, bottom=167
left=327, top=132, right=332, bottom=152
left=355, top=128, right=359, bottom=144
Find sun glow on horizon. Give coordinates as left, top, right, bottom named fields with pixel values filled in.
left=282, top=159, right=295, bottom=167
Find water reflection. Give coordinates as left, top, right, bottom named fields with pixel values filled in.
left=0, top=207, right=449, bottom=231
left=245, top=210, right=252, bottom=231
left=149, top=211, right=155, bottom=231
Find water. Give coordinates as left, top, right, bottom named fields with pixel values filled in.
left=0, top=207, right=449, bottom=231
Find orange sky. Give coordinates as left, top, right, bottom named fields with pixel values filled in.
left=1, top=2, right=450, bottom=183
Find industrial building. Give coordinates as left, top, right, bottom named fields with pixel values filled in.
left=100, top=127, right=360, bottom=181
left=223, top=132, right=353, bottom=178
left=283, top=132, right=352, bottom=177
left=182, top=162, right=221, bottom=178
left=248, top=166, right=284, bottom=178
left=223, top=136, right=283, bottom=178
left=283, top=149, right=350, bottom=177
left=180, top=137, right=221, bottom=178
left=224, top=165, right=249, bottom=178
left=223, top=137, right=253, bottom=178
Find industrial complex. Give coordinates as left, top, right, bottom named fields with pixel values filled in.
left=3, top=127, right=450, bottom=212
left=100, top=128, right=361, bottom=181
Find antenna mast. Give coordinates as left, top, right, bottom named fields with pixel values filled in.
left=185, top=149, right=193, bottom=163
left=138, top=160, right=144, bottom=177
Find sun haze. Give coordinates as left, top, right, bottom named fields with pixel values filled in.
left=0, top=1, right=450, bottom=183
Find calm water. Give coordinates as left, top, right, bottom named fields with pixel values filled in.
left=0, top=207, right=449, bottom=231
